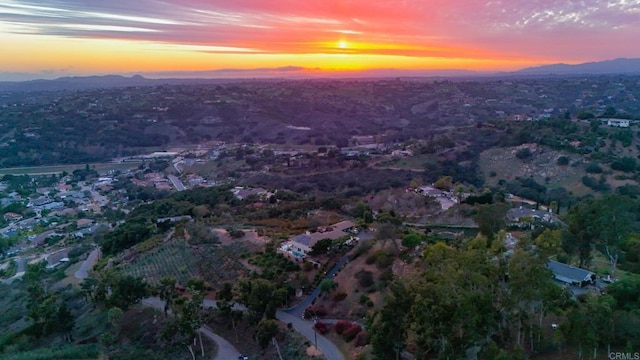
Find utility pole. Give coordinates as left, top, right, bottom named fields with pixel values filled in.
left=272, top=337, right=284, bottom=360
left=313, top=319, right=318, bottom=353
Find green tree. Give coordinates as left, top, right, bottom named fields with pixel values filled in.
left=319, top=279, right=335, bottom=294
left=433, top=176, right=453, bottom=191
left=595, top=195, right=634, bottom=276
left=255, top=319, right=280, bottom=349
left=408, top=242, right=502, bottom=358
left=157, top=277, right=177, bottom=317
left=237, top=278, right=277, bottom=323
left=402, top=232, right=423, bottom=248
left=474, top=203, right=509, bottom=240
left=368, top=282, right=412, bottom=360
left=162, top=290, right=206, bottom=360
left=106, top=273, right=149, bottom=310
left=353, top=201, right=373, bottom=224
left=534, top=229, right=562, bottom=258
left=564, top=195, right=634, bottom=273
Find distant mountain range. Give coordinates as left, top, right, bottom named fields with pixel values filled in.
left=513, top=58, right=640, bottom=75
left=0, top=74, right=242, bottom=92
left=1, top=58, right=640, bottom=92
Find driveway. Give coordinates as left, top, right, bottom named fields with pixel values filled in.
left=74, top=247, right=101, bottom=279
left=286, top=255, right=351, bottom=319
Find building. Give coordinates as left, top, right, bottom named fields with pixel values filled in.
left=507, top=207, right=561, bottom=226
left=232, top=187, right=270, bottom=200
left=279, top=220, right=356, bottom=259
left=547, top=260, right=595, bottom=287
left=603, top=118, right=631, bottom=128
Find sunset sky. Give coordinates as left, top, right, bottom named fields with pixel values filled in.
left=1, top=0, right=639, bottom=80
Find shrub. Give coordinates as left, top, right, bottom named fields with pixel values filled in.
left=355, top=270, right=374, bottom=288
left=375, top=251, right=394, bottom=269
left=582, top=175, right=610, bottom=192
left=333, top=291, right=348, bottom=302
left=335, top=320, right=351, bottom=335
left=365, top=253, right=377, bottom=265
left=585, top=162, right=603, bottom=174
left=379, top=268, right=394, bottom=282
left=354, top=331, right=370, bottom=347
left=227, top=228, right=245, bottom=238
left=350, top=240, right=374, bottom=260
left=314, top=321, right=329, bottom=334
left=304, top=305, right=327, bottom=319
left=402, top=232, right=422, bottom=248
left=358, top=294, right=370, bottom=305
left=611, top=157, right=637, bottom=172
left=515, top=148, right=532, bottom=160
left=343, top=324, right=363, bottom=342
left=556, top=156, right=569, bottom=166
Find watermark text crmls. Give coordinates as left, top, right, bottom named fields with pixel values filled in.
left=609, top=352, right=640, bottom=360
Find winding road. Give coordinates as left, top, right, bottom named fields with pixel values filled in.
left=1, top=256, right=25, bottom=284
left=142, top=297, right=241, bottom=360
left=138, top=243, right=378, bottom=360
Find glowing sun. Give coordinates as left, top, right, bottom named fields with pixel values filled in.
left=338, top=40, right=349, bottom=49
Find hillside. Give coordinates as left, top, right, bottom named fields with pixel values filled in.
left=2, top=75, right=640, bottom=167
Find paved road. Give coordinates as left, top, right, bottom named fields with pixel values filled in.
left=277, top=310, right=343, bottom=360
left=142, top=297, right=241, bottom=360
left=200, top=325, right=241, bottom=360
left=167, top=174, right=186, bottom=191
left=1, top=256, right=26, bottom=284
left=144, top=297, right=341, bottom=360
left=15, top=256, right=25, bottom=273
left=74, top=248, right=101, bottom=279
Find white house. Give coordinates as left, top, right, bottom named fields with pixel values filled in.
left=279, top=220, right=356, bottom=260
left=603, top=118, right=630, bottom=128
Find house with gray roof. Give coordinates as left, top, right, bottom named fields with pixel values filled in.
left=547, top=260, right=595, bottom=287
left=508, top=207, right=561, bottom=227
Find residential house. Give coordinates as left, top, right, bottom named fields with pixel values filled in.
left=547, top=260, right=595, bottom=287
left=416, top=185, right=457, bottom=211
left=603, top=118, right=630, bottom=128
left=29, top=196, right=53, bottom=207
left=32, top=230, right=58, bottom=246
left=3, top=212, right=23, bottom=222
left=41, top=201, right=65, bottom=211
left=416, top=185, right=446, bottom=197
left=279, top=220, right=356, bottom=259
left=46, top=248, right=71, bottom=268
left=232, top=187, right=270, bottom=200
left=507, top=207, right=561, bottom=227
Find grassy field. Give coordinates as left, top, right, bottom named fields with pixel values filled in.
left=0, top=161, right=142, bottom=176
